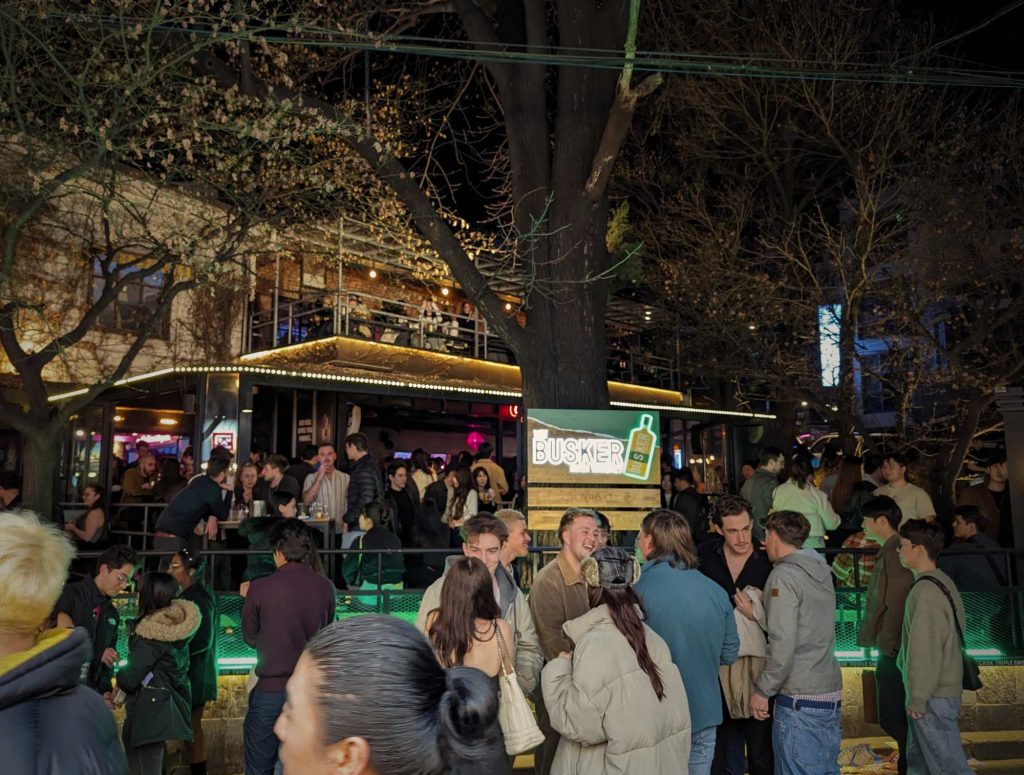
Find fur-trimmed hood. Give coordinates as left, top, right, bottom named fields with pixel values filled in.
left=135, top=599, right=200, bottom=643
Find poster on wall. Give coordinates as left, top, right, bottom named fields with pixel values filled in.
left=526, top=409, right=662, bottom=531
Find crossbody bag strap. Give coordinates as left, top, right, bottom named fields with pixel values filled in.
left=493, top=618, right=513, bottom=677
left=915, top=576, right=966, bottom=645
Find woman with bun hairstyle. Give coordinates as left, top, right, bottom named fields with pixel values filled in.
left=166, top=548, right=218, bottom=775
left=274, top=615, right=509, bottom=775
left=119, top=571, right=200, bottom=775
left=541, top=546, right=691, bottom=774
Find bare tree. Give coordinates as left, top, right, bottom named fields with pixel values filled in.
left=173, top=0, right=661, bottom=408
left=0, top=1, right=405, bottom=516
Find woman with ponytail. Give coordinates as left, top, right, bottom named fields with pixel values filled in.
left=541, top=546, right=691, bottom=774
left=273, top=616, right=509, bottom=775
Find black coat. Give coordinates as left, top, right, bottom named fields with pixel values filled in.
left=0, top=627, right=127, bottom=774
left=181, top=583, right=219, bottom=705
left=343, top=454, right=384, bottom=527
left=120, top=599, right=200, bottom=748
left=51, top=576, right=120, bottom=693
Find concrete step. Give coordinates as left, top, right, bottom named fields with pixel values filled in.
left=842, top=731, right=1024, bottom=772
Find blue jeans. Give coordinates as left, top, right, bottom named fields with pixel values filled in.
left=905, top=698, right=972, bottom=775
left=690, top=726, right=716, bottom=775
left=244, top=689, right=286, bottom=775
left=772, top=699, right=840, bottom=775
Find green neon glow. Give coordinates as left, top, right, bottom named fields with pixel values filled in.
left=967, top=648, right=1003, bottom=657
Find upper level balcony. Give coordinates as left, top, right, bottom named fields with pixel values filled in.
left=241, top=286, right=683, bottom=392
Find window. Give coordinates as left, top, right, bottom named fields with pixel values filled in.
left=859, top=353, right=896, bottom=415
left=91, top=257, right=171, bottom=338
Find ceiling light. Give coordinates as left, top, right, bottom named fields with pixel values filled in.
left=505, top=302, right=512, bottom=311
left=368, top=269, right=377, bottom=279
left=75, top=430, right=85, bottom=438
left=113, top=415, right=124, bottom=422
left=800, top=401, right=808, bottom=407
left=158, top=418, right=178, bottom=426
left=441, top=287, right=449, bottom=297
left=748, top=324, right=757, bottom=330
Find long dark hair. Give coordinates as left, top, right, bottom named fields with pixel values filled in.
left=829, top=457, right=862, bottom=513
left=448, top=464, right=472, bottom=520
left=588, top=585, right=665, bottom=700
left=788, top=456, right=813, bottom=489
left=411, top=450, right=432, bottom=475
left=136, top=571, right=179, bottom=624
left=471, top=466, right=491, bottom=494
left=306, top=616, right=503, bottom=774
left=83, top=484, right=107, bottom=512
left=428, top=557, right=500, bottom=668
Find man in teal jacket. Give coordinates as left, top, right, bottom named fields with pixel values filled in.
left=635, top=509, right=739, bottom=775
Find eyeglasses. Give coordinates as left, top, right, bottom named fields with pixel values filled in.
left=115, top=572, right=132, bottom=585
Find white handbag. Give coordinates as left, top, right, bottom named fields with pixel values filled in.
left=494, top=622, right=545, bottom=755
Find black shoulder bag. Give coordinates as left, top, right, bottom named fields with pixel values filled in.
left=914, top=576, right=983, bottom=691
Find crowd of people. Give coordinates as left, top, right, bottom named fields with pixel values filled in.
left=0, top=438, right=1011, bottom=775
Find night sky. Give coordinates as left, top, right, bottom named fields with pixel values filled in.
left=915, top=0, right=1024, bottom=70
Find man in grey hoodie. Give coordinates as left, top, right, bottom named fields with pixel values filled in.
left=751, top=510, right=842, bottom=775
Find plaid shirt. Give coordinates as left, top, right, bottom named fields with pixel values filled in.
left=831, top=532, right=880, bottom=588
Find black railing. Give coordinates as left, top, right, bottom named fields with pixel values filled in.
left=243, top=289, right=681, bottom=390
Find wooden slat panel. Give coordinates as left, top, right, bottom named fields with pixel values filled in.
left=529, top=486, right=660, bottom=509
left=528, top=509, right=650, bottom=531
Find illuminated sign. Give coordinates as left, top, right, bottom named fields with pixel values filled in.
left=526, top=409, right=662, bottom=530
left=819, top=304, right=842, bottom=387
left=212, top=432, right=235, bottom=451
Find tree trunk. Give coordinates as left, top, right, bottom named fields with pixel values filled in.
left=766, top=397, right=799, bottom=452
left=515, top=192, right=612, bottom=409
left=20, top=424, right=61, bottom=523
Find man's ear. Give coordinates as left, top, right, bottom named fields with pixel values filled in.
left=327, top=736, right=372, bottom=775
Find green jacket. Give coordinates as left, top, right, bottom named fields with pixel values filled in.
left=898, top=569, right=966, bottom=714
left=180, top=584, right=218, bottom=705
left=341, top=527, right=404, bottom=587
left=119, top=600, right=200, bottom=748
left=239, top=517, right=280, bottom=582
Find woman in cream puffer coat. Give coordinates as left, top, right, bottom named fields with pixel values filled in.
left=541, top=547, right=691, bottom=774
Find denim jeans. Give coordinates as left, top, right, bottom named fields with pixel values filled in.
left=690, top=726, right=717, bottom=775
left=906, top=698, right=973, bottom=775
left=244, top=689, right=286, bottom=775
left=772, top=699, right=841, bottom=775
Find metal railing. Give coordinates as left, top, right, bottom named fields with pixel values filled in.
left=67, top=543, right=1024, bottom=672
left=244, top=289, right=681, bottom=389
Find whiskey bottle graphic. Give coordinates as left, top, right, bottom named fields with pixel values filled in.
left=624, top=414, right=656, bottom=481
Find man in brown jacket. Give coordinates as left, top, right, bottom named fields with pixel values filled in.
left=857, top=496, right=914, bottom=775
left=957, top=449, right=1012, bottom=546
left=528, top=508, right=597, bottom=775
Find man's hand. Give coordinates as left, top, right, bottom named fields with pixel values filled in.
left=239, top=581, right=251, bottom=598
left=751, top=692, right=770, bottom=720
left=734, top=590, right=757, bottom=621
left=100, top=648, right=119, bottom=668
left=907, top=708, right=926, bottom=720
left=206, top=517, right=219, bottom=540
left=341, top=521, right=349, bottom=534
left=102, top=691, right=115, bottom=710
